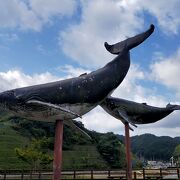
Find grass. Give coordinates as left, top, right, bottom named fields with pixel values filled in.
left=0, top=122, right=30, bottom=169
left=0, top=122, right=109, bottom=170
left=62, top=145, right=109, bottom=170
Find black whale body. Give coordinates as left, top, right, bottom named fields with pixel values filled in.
left=14, top=51, right=130, bottom=105
left=101, top=97, right=180, bottom=130
left=0, top=25, right=154, bottom=122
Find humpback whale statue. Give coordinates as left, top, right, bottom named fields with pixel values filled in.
left=0, top=25, right=154, bottom=130
left=101, top=97, right=180, bottom=130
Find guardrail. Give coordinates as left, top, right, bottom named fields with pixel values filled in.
left=0, top=168, right=179, bottom=179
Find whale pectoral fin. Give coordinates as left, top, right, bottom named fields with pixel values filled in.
left=26, top=100, right=82, bottom=118
left=64, top=119, right=92, bottom=139
left=128, top=125, right=134, bottom=131
left=118, top=109, right=137, bottom=129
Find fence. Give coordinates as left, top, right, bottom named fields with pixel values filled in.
left=0, top=168, right=179, bottom=179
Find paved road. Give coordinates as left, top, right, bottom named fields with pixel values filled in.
left=163, top=174, right=179, bottom=179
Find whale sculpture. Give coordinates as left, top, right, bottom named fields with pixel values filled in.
left=101, top=97, right=180, bottom=130
left=0, top=25, right=154, bottom=130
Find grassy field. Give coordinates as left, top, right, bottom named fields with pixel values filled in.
left=63, top=145, right=109, bottom=170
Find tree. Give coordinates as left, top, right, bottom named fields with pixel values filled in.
left=15, top=137, right=53, bottom=170
left=97, top=132, right=126, bottom=168
left=173, top=144, right=180, bottom=167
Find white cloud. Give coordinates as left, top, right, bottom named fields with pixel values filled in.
left=0, top=65, right=89, bottom=92
left=0, top=70, right=59, bottom=92
left=0, top=0, right=42, bottom=31
left=36, top=44, right=46, bottom=55
left=0, top=0, right=77, bottom=31
left=0, top=33, right=19, bottom=42
left=151, top=48, right=180, bottom=98
left=112, top=64, right=166, bottom=106
left=137, top=0, right=180, bottom=34
left=30, top=0, right=76, bottom=23
left=81, top=106, right=125, bottom=134
left=60, top=0, right=143, bottom=67
left=0, top=0, right=180, bottom=34
left=60, top=0, right=180, bottom=67
left=58, top=65, right=91, bottom=78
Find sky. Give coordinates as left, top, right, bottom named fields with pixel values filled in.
left=0, top=0, right=180, bottom=137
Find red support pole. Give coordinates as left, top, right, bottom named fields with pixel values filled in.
left=53, top=120, right=64, bottom=180
left=125, top=122, right=132, bottom=180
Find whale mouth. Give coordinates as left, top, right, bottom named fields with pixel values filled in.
left=0, top=90, right=16, bottom=110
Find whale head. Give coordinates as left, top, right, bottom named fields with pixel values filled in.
left=0, top=90, right=18, bottom=111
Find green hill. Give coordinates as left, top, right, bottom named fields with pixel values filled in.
left=0, top=122, right=30, bottom=169
left=1, top=111, right=179, bottom=170
left=63, top=145, right=109, bottom=169
left=118, top=134, right=180, bottom=161
left=0, top=114, right=124, bottom=170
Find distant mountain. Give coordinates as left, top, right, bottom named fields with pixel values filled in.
left=117, top=133, right=180, bottom=161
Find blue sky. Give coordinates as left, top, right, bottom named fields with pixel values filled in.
left=0, top=0, right=180, bottom=137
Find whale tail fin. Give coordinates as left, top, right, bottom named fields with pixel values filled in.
left=166, top=103, right=180, bottom=110
left=104, top=24, right=155, bottom=55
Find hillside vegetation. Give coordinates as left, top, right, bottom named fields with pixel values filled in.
left=0, top=113, right=125, bottom=170
left=0, top=111, right=179, bottom=170
left=118, top=134, right=180, bottom=161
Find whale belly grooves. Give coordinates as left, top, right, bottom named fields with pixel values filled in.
left=12, top=103, right=97, bottom=122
